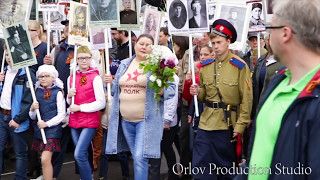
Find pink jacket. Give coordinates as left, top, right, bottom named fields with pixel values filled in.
left=69, top=68, right=100, bottom=128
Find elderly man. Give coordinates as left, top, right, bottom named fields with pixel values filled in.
left=188, top=0, right=207, bottom=28
left=120, top=0, right=137, bottom=24
left=246, top=0, right=320, bottom=179
left=190, top=19, right=252, bottom=179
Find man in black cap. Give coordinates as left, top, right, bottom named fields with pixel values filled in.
left=169, top=0, right=187, bottom=29
left=242, top=32, right=265, bottom=71
left=190, top=19, right=252, bottom=179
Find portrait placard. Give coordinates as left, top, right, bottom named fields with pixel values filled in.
left=0, top=0, right=33, bottom=29
left=187, top=0, right=209, bottom=33
left=89, top=0, right=120, bottom=28
left=3, top=22, right=37, bottom=70
left=168, top=0, right=209, bottom=35
left=89, top=28, right=112, bottom=50
left=214, top=2, right=251, bottom=51
left=262, top=0, right=273, bottom=24
left=43, top=5, right=66, bottom=30
left=246, top=0, right=265, bottom=32
left=207, top=0, right=217, bottom=25
left=141, top=7, right=161, bottom=41
left=168, top=0, right=189, bottom=34
left=119, top=0, right=140, bottom=30
left=39, top=0, right=59, bottom=12
left=68, top=1, right=89, bottom=46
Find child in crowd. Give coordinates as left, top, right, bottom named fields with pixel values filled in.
left=29, top=65, right=66, bottom=180
left=186, top=45, right=214, bottom=142
left=0, top=44, right=36, bottom=179
left=67, top=46, right=105, bottom=180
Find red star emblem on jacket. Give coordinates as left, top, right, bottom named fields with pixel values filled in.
left=126, top=69, right=142, bottom=82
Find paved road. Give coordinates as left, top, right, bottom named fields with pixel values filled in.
left=1, top=150, right=172, bottom=180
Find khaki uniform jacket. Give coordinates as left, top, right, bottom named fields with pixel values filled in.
left=198, top=51, right=253, bottom=134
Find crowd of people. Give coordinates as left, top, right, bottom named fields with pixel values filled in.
left=1, top=0, right=320, bottom=179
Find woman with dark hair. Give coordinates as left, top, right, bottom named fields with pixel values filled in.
left=105, top=34, right=175, bottom=180
left=172, top=35, right=189, bottom=75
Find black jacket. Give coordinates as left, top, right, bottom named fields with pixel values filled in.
left=244, top=68, right=320, bottom=179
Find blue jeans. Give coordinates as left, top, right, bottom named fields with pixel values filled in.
left=122, top=120, right=148, bottom=180
left=71, top=128, right=96, bottom=180
left=0, top=113, right=28, bottom=180
left=99, top=129, right=130, bottom=179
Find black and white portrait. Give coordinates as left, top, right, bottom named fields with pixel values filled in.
left=142, top=8, right=161, bottom=40
left=187, top=0, right=208, bottom=29
left=0, top=0, right=32, bottom=28
left=169, top=0, right=187, bottom=29
left=43, top=5, right=66, bottom=30
left=208, top=4, right=216, bottom=21
left=119, top=0, right=138, bottom=24
left=90, top=0, right=117, bottom=21
left=3, top=22, right=36, bottom=69
left=50, top=11, right=63, bottom=24
left=215, top=3, right=251, bottom=51
left=247, top=1, right=265, bottom=32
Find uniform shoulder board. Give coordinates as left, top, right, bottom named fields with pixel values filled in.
left=229, top=57, right=246, bottom=70
left=201, top=59, right=215, bottom=67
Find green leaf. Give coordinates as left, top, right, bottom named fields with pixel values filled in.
left=168, top=77, right=174, bottom=82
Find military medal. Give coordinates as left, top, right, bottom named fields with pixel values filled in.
left=43, top=89, right=51, bottom=99
left=80, top=75, right=87, bottom=85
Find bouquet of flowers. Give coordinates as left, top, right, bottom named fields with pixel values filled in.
left=139, top=45, right=178, bottom=101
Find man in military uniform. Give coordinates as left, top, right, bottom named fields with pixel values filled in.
left=190, top=19, right=252, bottom=179
left=120, top=0, right=137, bottom=24
left=8, top=30, right=33, bottom=64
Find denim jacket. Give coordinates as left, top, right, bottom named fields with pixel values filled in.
left=106, top=55, right=176, bottom=158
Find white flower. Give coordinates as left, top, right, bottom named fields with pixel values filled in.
left=149, top=75, right=156, bottom=82
left=156, top=79, right=162, bottom=87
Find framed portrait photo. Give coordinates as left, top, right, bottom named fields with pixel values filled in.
left=2, top=22, right=37, bottom=70
left=0, top=0, right=33, bottom=29
left=214, top=2, right=251, bottom=51
left=68, top=1, right=89, bottom=46
left=167, top=0, right=189, bottom=34
left=119, top=0, right=140, bottom=30
left=89, top=28, right=112, bottom=50
left=246, top=0, right=265, bottom=32
left=207, top=0, right=217, bottom=25
left=43, top=5, right=66, bottom=30
left=89, top=0, right=120, bottom=28
left=187, top=0, right=209, bottom=33
left=262, top=0, right=273, bottom=24
left=141, top=7, right=161, bottom=42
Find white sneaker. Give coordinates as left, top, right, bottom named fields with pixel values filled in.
left=30, top=175, right=43, bottom=180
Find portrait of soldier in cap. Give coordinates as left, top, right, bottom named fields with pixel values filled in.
left=249, top=2, right=264, bottom=28
left=169, top=0, right=187, bottom=29
left=188, top=0, right=208, bottom=28
left=6, top=26, right=33, bottom=64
